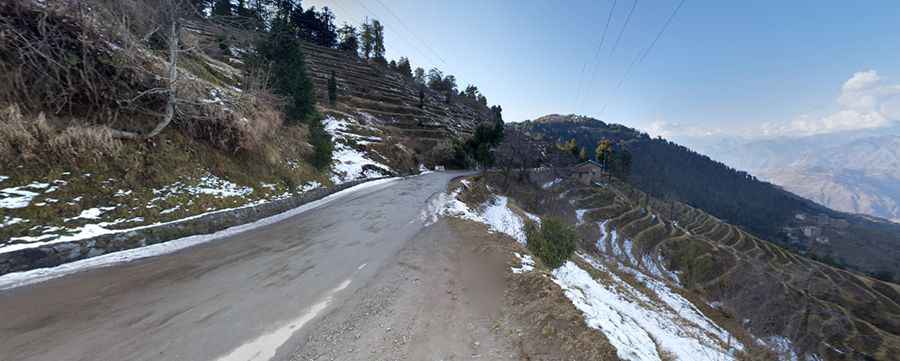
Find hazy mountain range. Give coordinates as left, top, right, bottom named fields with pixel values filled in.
left=680, top=126, right=900, bottom=223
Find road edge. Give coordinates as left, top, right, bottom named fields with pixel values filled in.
left=0, top=176, right=405, bottom=288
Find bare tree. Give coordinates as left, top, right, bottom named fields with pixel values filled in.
left=111, top=0, right=180, bottom=140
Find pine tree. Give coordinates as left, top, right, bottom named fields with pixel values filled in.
left=427, top=68, right=444, bottom=90
left=360, top=21, right=374, bottom=59
left=211, top=0, right=232, bottom=16
left=309, top=119, right=334, bottom=170
left=337, top=24, right=359, bottom=54
left=317, top=7, right=338, bottom=47
left=397, top=57, right=412, bottom=78
left=256, top=20, right=316, bottom=125
left=413, top=67, right=426, bottom=86
left=371, top=20, right=386, bottom=61
left=328, top=70, right=337, bottom=106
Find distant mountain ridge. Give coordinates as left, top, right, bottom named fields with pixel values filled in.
left=685, top=132, right=900, bottom=223
left=516, top=114, right=900, bottom=281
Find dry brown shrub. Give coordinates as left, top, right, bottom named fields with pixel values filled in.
left=0, top=104, right=122, bottom=163
left=49, top=125, right=122, bottom=161
left=178, top=89, right=283, bottom=153
left=0, top=105, right=51, bottom=161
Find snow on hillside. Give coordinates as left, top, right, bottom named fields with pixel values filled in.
left=428, top=183, right=745, bottom=361
left=554, top=253, right=740, bottom=361
left=323, top=115, right=394, bottom=184
left=0, top=172, right=322, bottom=255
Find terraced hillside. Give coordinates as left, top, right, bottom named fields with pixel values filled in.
left=515, top=114, right=900, bottom=282
left=483, top=170, right=900, bottom=361
left=300, top=42, right=494, bottom=157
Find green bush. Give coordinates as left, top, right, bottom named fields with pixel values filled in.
left=308, top=116, right=333, bottom=171
left=526, top=217, right=577, bottom=269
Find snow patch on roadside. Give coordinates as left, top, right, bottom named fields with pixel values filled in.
left=482, top=196, right=531, bottom=244
left=511, top=252, right=535, bottom=274
left=421, top=187, right=539, bottom=245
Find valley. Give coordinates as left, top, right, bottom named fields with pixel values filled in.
left=0, top=1, right=898, bottom=361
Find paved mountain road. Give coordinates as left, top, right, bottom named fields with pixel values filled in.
left=0, top=172, right=518, bottom=361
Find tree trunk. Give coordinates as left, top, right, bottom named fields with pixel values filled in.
left=112, top=0, right=178, bottom=140
left=145, top=1, right=179, bottom=138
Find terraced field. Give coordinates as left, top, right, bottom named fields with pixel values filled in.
left=300, top=42, right=492, bottom=150
left=488, top=171, right=900, bottom=361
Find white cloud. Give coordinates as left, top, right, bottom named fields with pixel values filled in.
left=767, top=70, right=900, bottom=136
left=842, top=70, right=880, bottom=92
left=645, top=120, right=723, bottom=139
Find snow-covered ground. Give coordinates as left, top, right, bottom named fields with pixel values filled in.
left=0, top=172, right=322, bottom=255
left=324, top=115, right=393, bottom=184
left=542, top=178, right=562, bottom=189
left=0, top=181, right=57, bottom=209
left=551, top=254, right=740, bottom=361
left=427, top=184, right=746, bottom=361
left=421, top=185, right=538, bottom=244
left=152, top=172, right=253, bottom=199
left=511, top=252, right=535, bottom=274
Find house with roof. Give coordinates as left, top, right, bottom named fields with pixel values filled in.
left=571, top=160, right=607, bottom=185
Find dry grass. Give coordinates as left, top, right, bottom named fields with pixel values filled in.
left=0, top=0, right=285, bottom=157
left=0, top=104, right=122, bottom=164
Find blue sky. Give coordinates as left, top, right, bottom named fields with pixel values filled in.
left=308, top=0, right=900, bottom=138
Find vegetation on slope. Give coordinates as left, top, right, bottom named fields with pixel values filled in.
left=475, top=168, right=900, bottom=361
left=515, top=114, right=900, bottom=281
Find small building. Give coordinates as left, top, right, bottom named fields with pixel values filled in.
left=572, top=160, right=607, bottom=185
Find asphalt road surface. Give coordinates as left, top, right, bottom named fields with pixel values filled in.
left=0, top=172, right=519, bottom=361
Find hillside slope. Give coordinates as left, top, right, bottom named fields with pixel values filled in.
left=468, top=166, right=900, bottom=361
left=513, top=114, right=900, bottom=281
left=0, top=1, right=491, bottom=269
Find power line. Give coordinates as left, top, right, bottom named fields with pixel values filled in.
left=574, top=0, right=618, bottom=113
left=608, top=0, right=638, bottom=58
left=371, top=0, right=451, bottom=70
left=600, top=0, right=686, bottom=115
left=347, top=0, right=441, bottom=70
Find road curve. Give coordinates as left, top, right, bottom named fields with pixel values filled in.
left=0, top=172, right=479, bottom=361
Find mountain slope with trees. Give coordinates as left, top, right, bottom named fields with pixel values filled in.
left=0, top=0, right=502, bottom=263
left=513, top=114, right=900, bottom=281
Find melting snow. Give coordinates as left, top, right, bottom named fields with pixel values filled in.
left=1, top=217, right=26, bottom=227
left=300, top=181, right=322, bottom=193
left=421, top=188, right=539, bottom=245
left=511, top=252, right=535, bottom=274
left=0, top=182, right=56, bottom=209
left=420, top=188, right=481, bottom=226
left=542, top=178, right=562, bottom=189
left=65, top=207, right=117, bottom=221
left=481, top=196, right=531, bottom=244
left=576, top=208, right=598, bottom=225
left=552, top=255, right=739, bottom=361
left=324, top=116, right=393, bottom=184
left=152, top=173, right=252, bottom=199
